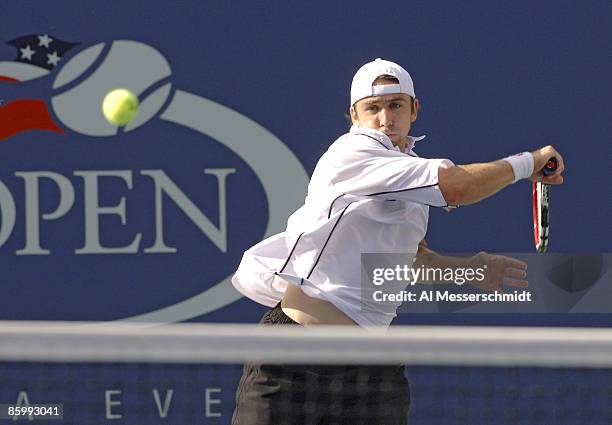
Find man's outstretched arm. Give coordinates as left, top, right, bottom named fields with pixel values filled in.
left=438, top=145, right=565, bottom=206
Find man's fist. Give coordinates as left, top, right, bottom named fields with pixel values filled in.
left=530, top=145, right=565, bottom=184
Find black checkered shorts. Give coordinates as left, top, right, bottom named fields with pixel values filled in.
left=231, top=303, right=410, bottom=425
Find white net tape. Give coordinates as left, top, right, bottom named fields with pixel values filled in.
left=1, top=321, right=611, bottom=367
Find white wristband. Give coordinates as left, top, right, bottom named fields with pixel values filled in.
left=503, top=152, right=534, bottom=183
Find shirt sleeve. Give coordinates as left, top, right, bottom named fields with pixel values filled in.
left=327, top=145, right=454, bottom=207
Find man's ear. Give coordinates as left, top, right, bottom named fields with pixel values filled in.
left=349, top=106, right=359, bottom=124
left=411, top=98, right=420, bottom=123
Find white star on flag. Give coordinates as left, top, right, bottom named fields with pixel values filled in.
left=38, top=34, right=53, bottom=48
left=46, top=51, right=61, bottom=67
left=20, top=45, right=35, bottom=61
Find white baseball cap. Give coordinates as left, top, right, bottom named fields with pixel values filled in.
left=350, top=58, right=415, bottom=106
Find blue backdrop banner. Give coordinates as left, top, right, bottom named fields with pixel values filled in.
left=0, top=0, right=610, bottom=327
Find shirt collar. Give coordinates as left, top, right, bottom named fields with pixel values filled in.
left=349, top=125, right=426, bottom=154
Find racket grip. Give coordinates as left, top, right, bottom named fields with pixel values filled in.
left=542, top=157, right=558, bottom=176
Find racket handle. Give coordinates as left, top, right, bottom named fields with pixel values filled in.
left=542, top=157, right=558, bottom=176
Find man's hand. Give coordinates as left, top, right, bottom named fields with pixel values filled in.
left=467, top=251, right=528, bottom=294
left=529, top=145, right=565, bottom=185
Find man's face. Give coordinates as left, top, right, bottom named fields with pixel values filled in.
left=350, top=91, right=419, bottom=150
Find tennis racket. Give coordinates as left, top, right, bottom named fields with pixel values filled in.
left=532, top=157, right=558, bottom=253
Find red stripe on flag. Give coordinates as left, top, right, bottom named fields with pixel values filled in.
left=0, top=76, right=20, bottom=83
left=0, top=99, right=64, bottom=141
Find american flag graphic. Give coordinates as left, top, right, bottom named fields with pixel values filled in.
left=0, top=34, right=79, bottom=141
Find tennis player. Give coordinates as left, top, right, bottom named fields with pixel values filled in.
left=231, top=58, right=565, bottom=424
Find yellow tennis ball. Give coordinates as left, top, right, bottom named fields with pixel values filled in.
left=102, top=89, right=139, bottom=126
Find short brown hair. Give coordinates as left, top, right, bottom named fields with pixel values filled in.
left=347, top=74, right=415, bottom=122
left=372, top=75, right=400, bottom=85
left=370, top=75, right=414, bottom=113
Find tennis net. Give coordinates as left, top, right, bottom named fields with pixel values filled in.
left=1, top=321, right=611, bottom=424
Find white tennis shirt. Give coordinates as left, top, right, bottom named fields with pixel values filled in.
left=232, top=125, right=454, bottom=327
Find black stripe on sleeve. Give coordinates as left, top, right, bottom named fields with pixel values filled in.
left=278, top=232, right=305, bottom=274
left=306, top=202, right=353, bottom=280
left=366, top=182, right=439, bottom=197
left=367, top=182, right=453, bottom=207
left=327, top=193, right=346, bottom=219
